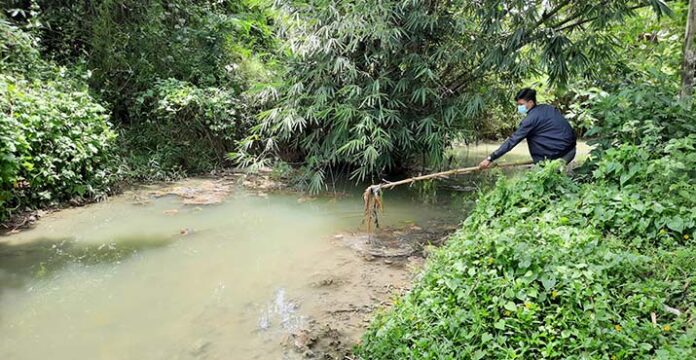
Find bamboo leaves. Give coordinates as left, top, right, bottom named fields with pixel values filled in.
left=234, top=0, right=671, bottom=192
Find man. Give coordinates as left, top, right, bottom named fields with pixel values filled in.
left=479, top=88, right=576, bottom=169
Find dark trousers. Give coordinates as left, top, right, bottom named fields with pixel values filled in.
left=561, top=147, right=577, bottom=164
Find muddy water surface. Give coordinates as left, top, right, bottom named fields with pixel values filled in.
left=0, top=179, right=462, bottom=360
left=0, top=141, right=589, bottom=359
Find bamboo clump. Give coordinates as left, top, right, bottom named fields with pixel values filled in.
left=362, top=161, right=534, bottom=234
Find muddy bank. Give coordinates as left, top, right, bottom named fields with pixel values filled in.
left=278, top=222, right=458, bottom=359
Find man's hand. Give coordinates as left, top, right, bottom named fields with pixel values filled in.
left=479, top=158, right=492, bottom=169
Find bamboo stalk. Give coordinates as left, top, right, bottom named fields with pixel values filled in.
left=362, top=161, right=534, bottom=238
left=366, top=161, right=534, bottom=192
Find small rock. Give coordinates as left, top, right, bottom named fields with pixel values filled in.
left=180, top=228, right=191, bottom=236
left=163, top=209, right=179, bottom=215
left=292, top=329, right=316, bottom=350
left=333, top=234, right=344, bottom=240
left=189, top=339, right=211, bottom=356
left=318, top=278, right=334, bottom=286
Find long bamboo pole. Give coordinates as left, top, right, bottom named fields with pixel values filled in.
left=365, top=161, right=534, bottom=193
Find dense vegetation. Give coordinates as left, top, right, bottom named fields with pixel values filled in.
left=350, top=3, right=696, bottom=357
left=1, top=18, right=117, bottom=221
left=2, top=1, right=693, bottom=219
left=356, top=92, right=696, bottom=359
left=234, top=0, right=677, bottom=191
left=1, top=0, right=276, bottom=221
left=32, top=0, right=277, bottom=179
left=1, top=0, right=695, bottom=358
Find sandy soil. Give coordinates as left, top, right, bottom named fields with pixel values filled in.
left=279, top=224, right=457, bottom=359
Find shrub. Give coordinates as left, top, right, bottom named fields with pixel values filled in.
left=586, top=84, right=696, bottom=152
left=356, top=139, right=695, bottom=359
left=120, top=79, right=248, bottom=181
left=0, top=16, right=43, bottom=76
left=0, top=17, right=117, bottom=221
left=0, top=74, right=117, bottom=220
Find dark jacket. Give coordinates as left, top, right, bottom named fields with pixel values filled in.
left=489, top=104, right=577, bottom=163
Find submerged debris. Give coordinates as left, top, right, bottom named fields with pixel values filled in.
left=338, top=221, right=458, bottom=258
left=362, top=186, right=383, bottom=235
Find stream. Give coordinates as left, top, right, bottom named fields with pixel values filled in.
left=0, top=142, right=589, bottom=359
left=0, top=178, right=466, bottom=359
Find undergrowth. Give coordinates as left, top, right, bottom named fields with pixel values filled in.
left=356, top=135, right=695, bottom=358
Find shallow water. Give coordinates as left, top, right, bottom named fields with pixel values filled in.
left=0, top=180, right=461, bottom=360
left=449, top=140, right=592, bottom=167
left=0, top=141, right=589, bottom=359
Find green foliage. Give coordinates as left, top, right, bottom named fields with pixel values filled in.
left=5, top=0, right=278, bottom=178
left=120, top=79, right=250, bottom=181
left=356, top=139, right=696, bottom=358
left=586, top=83, right=696, bottom=152
left=580, top=137, right=696, bottom=247
left=0, top=16, right=43, bottom=76
left=25, top=0, right=276, bottom=91
left=0, top=75, right=116, bottom=220
left=547, top=3, right=688, bottom=135
left=236, top=0, right=671, bottom=192
left=80, top=0, right=274, bottom=115
left=0, top=16, right=117, bottom=222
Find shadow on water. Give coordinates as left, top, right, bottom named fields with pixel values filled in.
left=0, top=235, right=175, bottom=298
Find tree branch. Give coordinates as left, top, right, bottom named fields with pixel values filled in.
left=534, top=0, right=573, bottom=28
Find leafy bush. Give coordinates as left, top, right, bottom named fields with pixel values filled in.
left=586, top=83, right=696, bottom=152
left=579, top=137, right=696, bottom=248
left=235, top=0, right=669, bottom=192
left=21, top=0, right=276, bottom=105
left=120, top=79, right=249, bottom=181
left=5, top=0, right=278, bottom=178
left=356, top=140, right=695, bottom=358
left=0, top=73, right=117, bottom=220
left=0, top=17, right=117, bottom=221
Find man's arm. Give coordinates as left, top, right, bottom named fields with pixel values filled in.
left=479, top=117, right=535, bottom=168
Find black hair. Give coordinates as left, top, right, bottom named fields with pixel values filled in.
left=515, top=88, right=537, bottom=103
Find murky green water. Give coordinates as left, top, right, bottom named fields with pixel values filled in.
left=0, top=180, right=464, bottom=360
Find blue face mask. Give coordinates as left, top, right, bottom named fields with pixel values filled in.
left=517, top=104, right=528, bottom=115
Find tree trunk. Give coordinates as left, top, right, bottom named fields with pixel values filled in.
left=681, top=0, right=696, bottom=99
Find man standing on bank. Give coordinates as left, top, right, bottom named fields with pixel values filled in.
left=479, top=88, right=577, bottom=169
